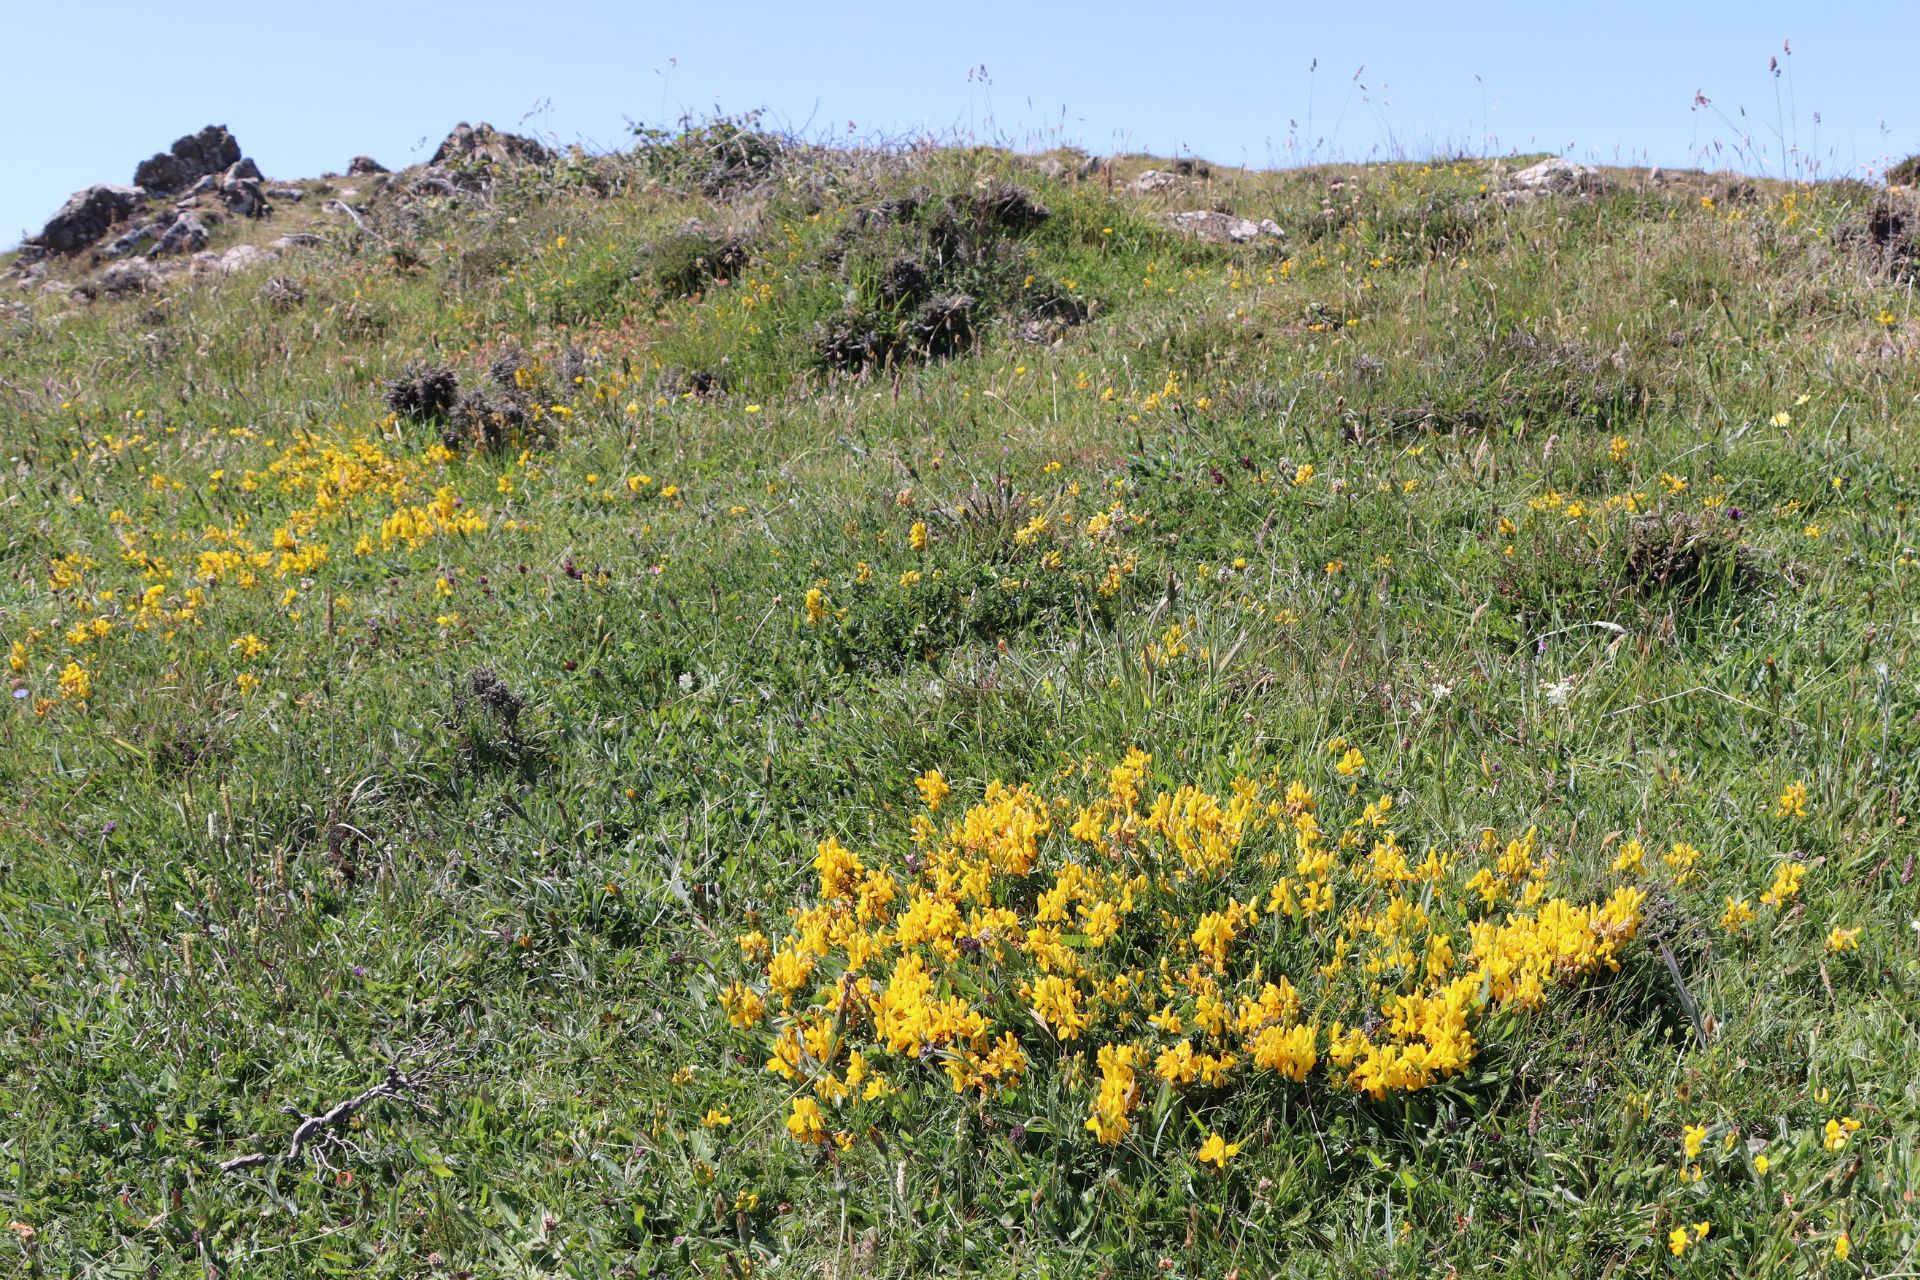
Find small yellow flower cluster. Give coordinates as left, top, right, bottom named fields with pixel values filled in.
left=1823, top=1115, right=1862, bottom=1151
left=729, top=748, right=1646, bottom=1159
left=1668, top=1220, right=1710, bottom=1255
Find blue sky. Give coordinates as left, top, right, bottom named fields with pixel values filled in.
left=6, top=1, right=1916, bottom=246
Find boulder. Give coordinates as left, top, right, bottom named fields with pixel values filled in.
left=220, top=161, right=270, bottom=218
left=346, top=155, right=388, bottom=176
left=262, top=276, right=307, bottom=308
left=133, top=126, right=241, bottom=194
left=1502, top=157, right=1610, bottom=201
left=1165, top=211, right=1285, bottom=244
left=28, top=184, right=145, bottom=254
left=1130, top=169, right=1181, bottom=193
left=97, top=259, right=163, bottom=294
left=430, top=122, right=550, bottom=169
left=103, top=221, right=159, bottom=257
left=149, top=213, right=209, bottom=257
left=211, top=243, right=270, bottom=274
left=1031, top=149, right=1101, bottom=181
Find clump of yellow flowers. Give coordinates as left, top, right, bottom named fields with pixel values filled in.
left=733, top=748, right=1645, bottom=1157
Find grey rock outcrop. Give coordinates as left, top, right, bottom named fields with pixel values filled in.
left=28, top=184, right=145, bottom=254
left=208, top=243, right=270, bottom=275
left=219, top=159, right=269, bottom=217
left=102, top=222, right=158, bottom=257
left=133, top=126, right=242, bottom=195
left=1501, top=157, right=1610, bottom=202
left=430, top=122, right=551, bottom=169
left=97, top=259, right=162, bottom=294
left=150, top=213, right=209, bottom=257
left=346, top=155, right=388, bottom=175
left=1165, top=211, right=1285, bottom=243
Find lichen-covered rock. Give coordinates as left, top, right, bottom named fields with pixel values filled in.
left=29, top=185, right=146, bottom=254
left=429, top=122, right=551, bottom=169
left=1501, top=157, right=1611, bottom=201
left=97, top=258, right=163, bottom=294
left=133, top=126, right=242, bottom=194
left=150, top=213, right=209, bottom=257
left=210, top=243, right=271, bottom=275
left=102, top=220, right=161, bottom=258
left=1165, top=211, right=1286, bottom=244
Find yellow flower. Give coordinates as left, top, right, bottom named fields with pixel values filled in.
left=701, top=1108, right=732, bottom=1128
left=909, top=520, right=929, bottom=551
left=1823, top=1116, right=1861, bottom=1151
left=1668, top=1227, right=1690, bottom=1256
left=235, top=672, right=261, bottom=694
left=1775, top=780, right=1808, bottom=819
left=1753, top=1153, right=1771, bottom=1175
left=1292, top=463, right=1315, bottom=487
left=58, top=661, right=90, bottom=701
left=1334, top=747, right=1366, bottom=777
left=786, top=1097, right=828, bottom=1144
left=1720, top=898, right=1755, bottom=933
left=1195, top=1131, right=1241, bottom=1169
left=1835, top=1232, right=1851, bottom=1261
left=1662, top=842, right=1703, bottom=884
left=1761, top=861, right=1807, bottom=908
left=720, top=981, right=765, bottom=1028
left=914, top=769, right=951, bottom=811
left=1825, top=926, right=1861, bottom=953
left=230, top=633, right=268, bottom=660
left=1682, top=1123, right=1707, bottom=1161
left=804, top=587, right=828, bottom=627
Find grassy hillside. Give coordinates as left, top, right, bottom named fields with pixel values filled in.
left=3, top=124, right=1918, bottom=1278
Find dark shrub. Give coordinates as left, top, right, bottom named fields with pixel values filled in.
left=911, top=293, right=975, bottom=359
left=649, top=229, right=751, bottom=298
left=384, top=362, right=460, bottom=423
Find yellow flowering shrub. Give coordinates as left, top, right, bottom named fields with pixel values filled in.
left=729, top=748, right=1646, bottom=1155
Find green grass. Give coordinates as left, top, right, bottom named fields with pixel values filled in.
left=1, top=136, right=1917, bottom=1278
